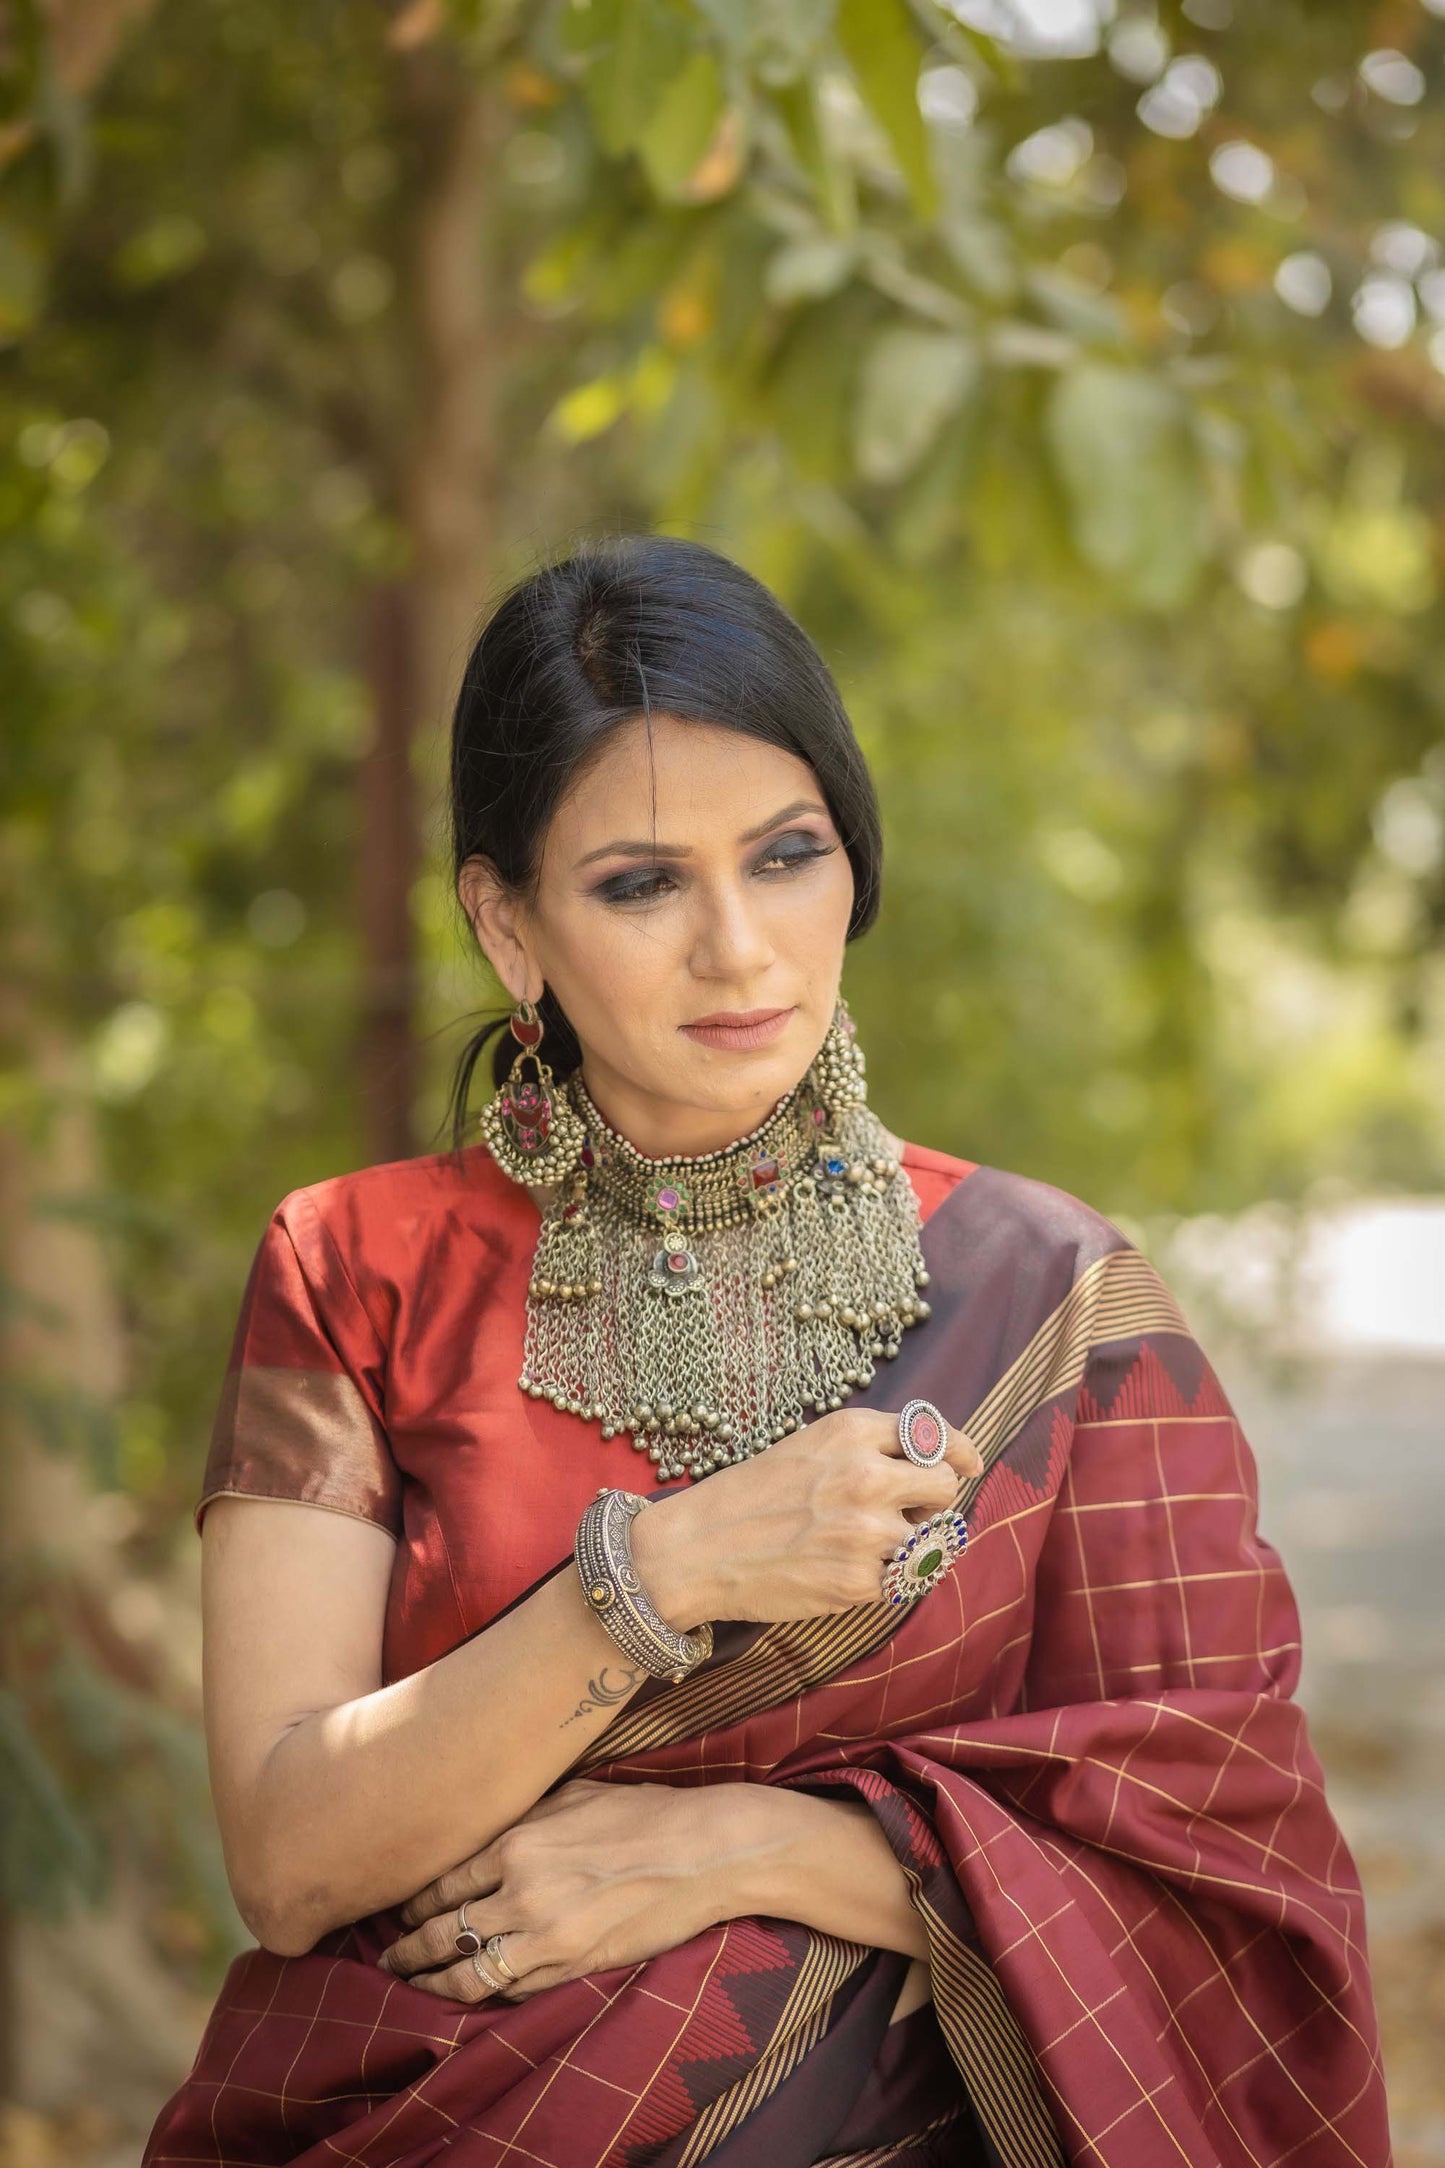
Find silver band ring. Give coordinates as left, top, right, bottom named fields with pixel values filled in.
left=454, top=1899, right=482, bottom=1958
left=485, top=1932, right=518, bottom=1982
left=470, top=1950, right=506, bottom=1994
left=898, top=1398, right=948, bottom=1468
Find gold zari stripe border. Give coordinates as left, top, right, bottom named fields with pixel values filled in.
left=577, top=1245, right=1187, bottom=1774
left=678, top=1929, right=869, bottom=2167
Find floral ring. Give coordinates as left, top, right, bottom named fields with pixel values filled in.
left=881, top=1510, right=968, bottom=1608
left=897, top=1398, right=948, bottom=1468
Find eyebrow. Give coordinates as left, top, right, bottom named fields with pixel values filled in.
left=573, top=798, right=831, bottom=870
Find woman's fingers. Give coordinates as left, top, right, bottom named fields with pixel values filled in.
left=396, top=1847, right=504, bottom=1930
left=381, top=1925, right=535, bottom=1985
left=392, top=1954, right=499, bottom=2001
left=379, top=1897, right=512, bottom=1977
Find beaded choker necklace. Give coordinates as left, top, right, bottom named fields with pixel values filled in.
left=511, top=1003, right=932, bottom=1480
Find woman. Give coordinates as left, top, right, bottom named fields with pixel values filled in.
left=143, top=535, right=1390, bottom=2168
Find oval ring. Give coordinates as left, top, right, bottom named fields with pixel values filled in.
left=453, top=1899, right=482, bottom=1958
left=485, top=1932, right=519, bottom=1983
left=898, top=1397, right=948, bottom=1468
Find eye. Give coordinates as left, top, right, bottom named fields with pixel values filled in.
left=753, top=832, right=831, bottom=875
left=593, top=823, right=831, bottom=901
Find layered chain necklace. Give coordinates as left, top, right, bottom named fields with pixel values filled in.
left=503, top=1003, right=933, bottom=1481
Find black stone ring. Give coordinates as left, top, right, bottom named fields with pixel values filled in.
left=454, top=1898, right=483, bottom=1958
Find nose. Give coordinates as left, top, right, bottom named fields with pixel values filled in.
left=688, top=873, right=776, bottom=982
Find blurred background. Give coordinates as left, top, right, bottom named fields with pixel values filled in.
left=2, top=0, right=1443, bottom=2159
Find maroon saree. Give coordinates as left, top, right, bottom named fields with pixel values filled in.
left=143, top=1147, right=1390, bottom=2167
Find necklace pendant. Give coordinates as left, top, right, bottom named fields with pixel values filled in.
left=650, top=1245, right=701, bottom=1294
left=646, top=1175, right=692, bottom=1223
left=739, top=1148, right=782, bottom=1199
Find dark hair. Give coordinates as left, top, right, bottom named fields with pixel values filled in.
left=437, top=533, right=883, bottom=1155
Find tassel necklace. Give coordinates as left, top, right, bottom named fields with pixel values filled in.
left=489, top=1000, right=933, bottom=1482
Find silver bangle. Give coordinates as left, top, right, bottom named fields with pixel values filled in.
left=574, top=1486, right=713, bottom=1684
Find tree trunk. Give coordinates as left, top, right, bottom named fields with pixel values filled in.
left=357, top=68, right=504, bottom=1165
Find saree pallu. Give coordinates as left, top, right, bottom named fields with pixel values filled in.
left=143, top=1166, right=1391, bottom=2167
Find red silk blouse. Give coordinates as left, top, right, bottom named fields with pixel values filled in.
left=196, top=1136, right=976, bottom=1686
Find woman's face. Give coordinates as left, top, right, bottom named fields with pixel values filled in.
left=462, top=713, right=856, bottom=1157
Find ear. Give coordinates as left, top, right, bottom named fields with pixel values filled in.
left=457, top=856, right=543, bottom=1007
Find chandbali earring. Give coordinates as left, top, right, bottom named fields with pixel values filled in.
left=477, top=997, right=587, bottom=1186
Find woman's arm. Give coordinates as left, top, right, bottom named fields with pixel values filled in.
left=204, top=1494, right=703, bottom=1957
left=374, top=1775, right=930, bottom=2002
left=714, top=1785, right=930, bottom=1960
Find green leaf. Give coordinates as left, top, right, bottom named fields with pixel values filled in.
left=773, top=73, right=857, bottom=234
left=855, top=327, right=978, bottom=484
left=764, top=235, right=857, bottom=305
left=1023, top=266, right=1129, bottom=347
left=1042, top=363, right=1211, bottom=608
left=580, top=0, right=695, bottom=160
left=835, top=0, right=938, bottom=221
left=636, top=49, right=727, bottom=199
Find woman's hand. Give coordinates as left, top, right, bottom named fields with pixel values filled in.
left=373, top=1776, right=743, bottom=2003
left=631, top=1405, right=983, bottom=1629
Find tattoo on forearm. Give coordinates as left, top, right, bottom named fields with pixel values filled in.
left=562, top=1661, right=646, bottom=1727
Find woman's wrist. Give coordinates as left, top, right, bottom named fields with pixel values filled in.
left=629, top=1490, right=716, bottom=1631
left=704, top=1784, right=931, bottom=1959
left=680, top=1782, right=796, bottom=1929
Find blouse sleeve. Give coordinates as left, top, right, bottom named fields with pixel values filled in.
left=194, top=1187, right=403, bottom=1541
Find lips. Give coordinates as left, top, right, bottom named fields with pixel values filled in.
left=680, top=1006, right=796, bottom=1050
left=686, top=1007, right=790, bottom=1029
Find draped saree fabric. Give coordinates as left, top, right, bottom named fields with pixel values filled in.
left=143, top=1143, right=1391, bottom=2168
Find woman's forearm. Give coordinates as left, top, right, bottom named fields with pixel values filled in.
left=248, top=1561, right=653, bottom=1955
left=239, top=1487, right=718, bottom=1957
left=712, top=1784, right=930, bottom=1961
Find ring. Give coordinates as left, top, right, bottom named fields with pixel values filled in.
left=470, top=1950, right=506, bottom=1994
left=898, top=1398, right=948, bottom=1468
left=485, top=1932, right=518, bottom=1982
left=454, top=1899, right=482, bottom=1958
left=880, top=1509, right=968, bottom=1607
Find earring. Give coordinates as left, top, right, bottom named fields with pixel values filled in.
left=478, top=998, right=587, bottom=1186
left=807, top=994, right=868, bottom=1117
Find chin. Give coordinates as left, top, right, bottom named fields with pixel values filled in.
left=674, top=1038, right=816, bottom=1112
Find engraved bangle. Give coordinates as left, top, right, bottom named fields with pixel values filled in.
left=574, top=1487, right=714, bottom=1684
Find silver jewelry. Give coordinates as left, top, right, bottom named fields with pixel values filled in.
left=469, top=1950, right=505, bottom=1994
left=897, top=1398, right=948, bottom=1468
left=575, top=1486, right=714, bottom=1683
left=505, top=999, right=934, bottom=1480
left=485, top=1932, right=518, bottom=1983
left=880, top=1509, right=968, bottom=1608
left=453, top=1899, right=482, bottom=1958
